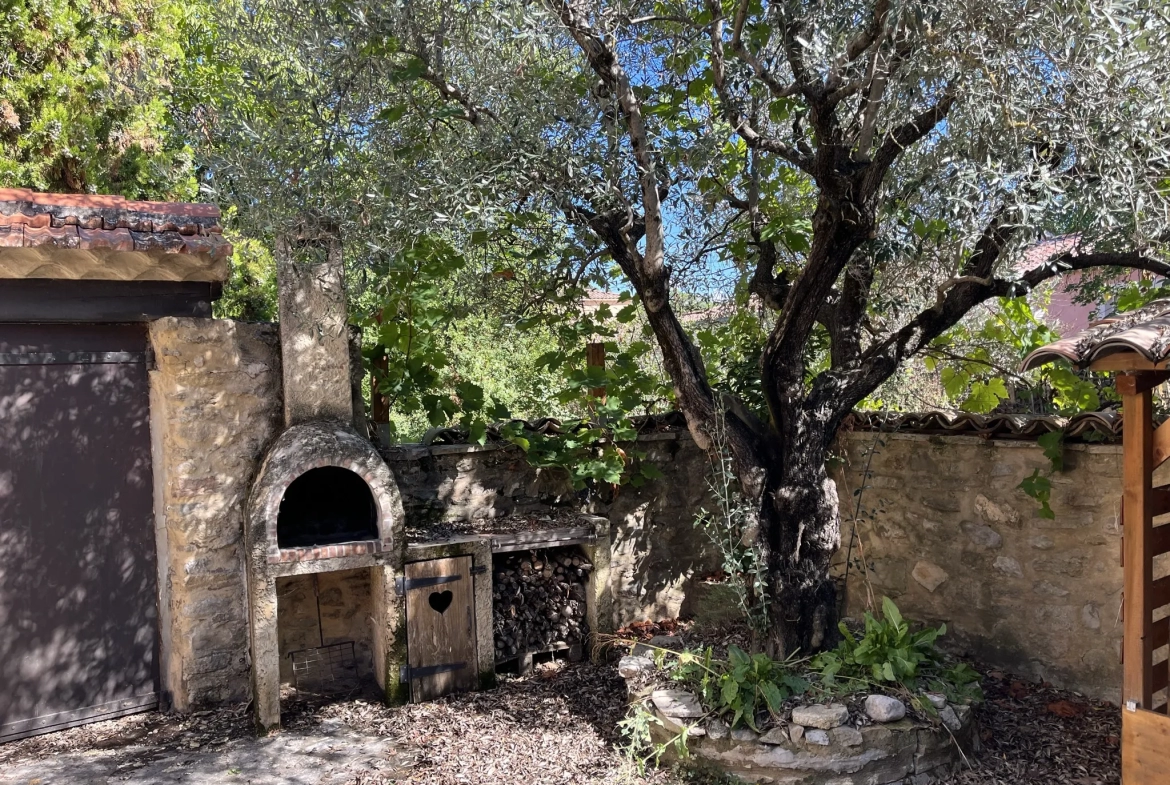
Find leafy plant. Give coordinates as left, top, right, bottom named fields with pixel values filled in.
left=812, top=597, right=946, bottom=689
left=663, top=645, right=808, bottom=731
left=1017, top=430, right=1065, bottom=519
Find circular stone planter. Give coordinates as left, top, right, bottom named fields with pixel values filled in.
left=622, top=658, right=978, bottom=785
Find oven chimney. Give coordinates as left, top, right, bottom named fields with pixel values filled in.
left=275, top=223, right=353, bottom=427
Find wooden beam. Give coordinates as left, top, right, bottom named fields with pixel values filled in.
left=1117, top=372, right=1170, bottom=396
left=1091, top=355, right=1170, bottom=372
left=1123, top=386, right=1156, bottom=708
left=1123, top=706, right=1170, bottom=783
left=586, top=341, right=606, bottom=402
left=0, top=279, right=220, bottom=322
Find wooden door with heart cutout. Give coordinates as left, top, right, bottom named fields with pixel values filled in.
left=404, top=556, right=478, bottom=702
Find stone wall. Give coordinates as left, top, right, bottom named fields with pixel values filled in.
left=148, top=318, right=283, bottom=710
left=383, top=432, right=723, bottom=626
left=831, top=430, right=1126, bottom=702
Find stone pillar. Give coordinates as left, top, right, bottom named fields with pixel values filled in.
left=275, top=227, right=353, bottom=426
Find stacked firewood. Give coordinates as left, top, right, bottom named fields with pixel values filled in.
left=492, top=546, right=591, bottom=660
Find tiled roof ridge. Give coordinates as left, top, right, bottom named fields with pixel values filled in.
left=0, top=187, right=229, bottom=261
left=396, top=409, right=1121, bottom=447
left=845, top=409, right=1123, bottom=442
left=1021, top=298, right=1170, bottom=370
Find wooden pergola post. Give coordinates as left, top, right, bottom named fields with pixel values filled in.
left=1115, top=370, right=1170, bottom=783
left=1021, top=302, right=1170, bottom=784
left=1119, top=373, right=1156, bottom=710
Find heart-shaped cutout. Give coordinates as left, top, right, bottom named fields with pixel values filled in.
left=429, top=590, right=453, bottom=614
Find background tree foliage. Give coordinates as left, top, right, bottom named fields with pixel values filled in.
left=1, top=0, right=199, bottom=197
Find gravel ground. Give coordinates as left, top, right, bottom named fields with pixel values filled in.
left=0, top=658, right=1120, bottom=785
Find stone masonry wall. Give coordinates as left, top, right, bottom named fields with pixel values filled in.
left=383, top=432, right=724, bottom=626
left=831, top=430, right=1128, bottom=702
left=389, top=429, right=1131, bottom=701
left=143, top=313, right=1132, bottom=707
left=149, top=318, right=283, bottom=710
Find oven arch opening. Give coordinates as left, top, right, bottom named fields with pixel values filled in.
left=276, top=466, right=378, bottom=549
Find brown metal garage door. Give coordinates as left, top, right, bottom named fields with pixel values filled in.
left=0, top=324, right=159, bottom=742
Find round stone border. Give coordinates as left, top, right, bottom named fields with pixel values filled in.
left=622, top=656, right=978, bottom=785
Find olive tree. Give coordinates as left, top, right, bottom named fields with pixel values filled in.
left=521, top=0, right=1170, bottom=654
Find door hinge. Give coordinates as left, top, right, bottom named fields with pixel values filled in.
left=395, top=573, right=462, bottom=595
left=400, top=661, right=467, bottom=682
left=471, top=564, right=488, bottom=576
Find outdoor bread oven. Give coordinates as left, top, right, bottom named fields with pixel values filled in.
left=245, top=223, right=405, bottom=731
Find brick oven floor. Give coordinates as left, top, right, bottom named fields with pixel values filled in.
left=0, top=656, right=1121, bottom=785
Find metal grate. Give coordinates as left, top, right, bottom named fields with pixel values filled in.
left=287, top=641, right=358, bottom=695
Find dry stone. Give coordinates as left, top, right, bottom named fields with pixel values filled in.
left=618, top=655, right=655, bottom=679
left=758, top=728, right=788, bottom=745
left=993, top=555, right=1024, bottom=578
left=831, top=726, right=864, bottom=747
left=960, top=520, right=1002, bottom=550
left=651, top=689, right=703, bottom=718
left=791, top=703, right=849, bottom=729
left=804, top=729, right=831, bottom=746
left=864, top=695, right=906, bottom=723
left=730, top=727, right=758, bottom=742
left=924, top=693, right=947, bottom=710
left=706, top=719, right=729, bottom=740
left=911, top=561, right=949, bottom=592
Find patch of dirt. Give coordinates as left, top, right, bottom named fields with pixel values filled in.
left=947, top=669, right=1120, bottom=785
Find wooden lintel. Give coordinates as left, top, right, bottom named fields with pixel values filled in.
left=1091, top=354, right=1169, bottom=372
left=1117, top=372, right=1170, bottom=396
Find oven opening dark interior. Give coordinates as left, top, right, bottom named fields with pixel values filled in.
left=277, top=466, right=378, bottom=548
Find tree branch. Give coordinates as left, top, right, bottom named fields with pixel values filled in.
left=815, top=250, right=1170, bottom=426
left=705, top=2, right=814, bottom=173
left=864, top=85, right=956, bottom=188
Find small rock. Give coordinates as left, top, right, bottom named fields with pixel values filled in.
left=912, top=560, right=949, bottom=592
left=831, top=726, right=864, bottom=747
left=617, top=655, right=655, bottom=680
left=864, top=694, right=907, bottom=723
left=649, top=635, right=684, bottom=650
left=804, top=729, right=831, bottom=746
left=791, top=703, right=849, bottom=730
left=706, top=719, right=729, bottom=740
left=924, top=692, right=948, bottom=709
left=939, top=705, right=962, bottom=731
left=993, top=555, right=1024, bottom=578
left=730, top=727, right=758, bottom=742
left=961, top=520, right=1003, bottom=550
left=651, top=689, right=704, bottom=718
left=758, top=727, right=788, bottom=745
left=789, top=724, right=804, bottom=743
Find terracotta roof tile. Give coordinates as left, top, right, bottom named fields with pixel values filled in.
left=0, top=226, right=23, bottom=247
left=1021, top=298, right=1170, bottom=370
left=845, top=410, right=1122, bottom=442
left=0, top=188, right=230, bottom=281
